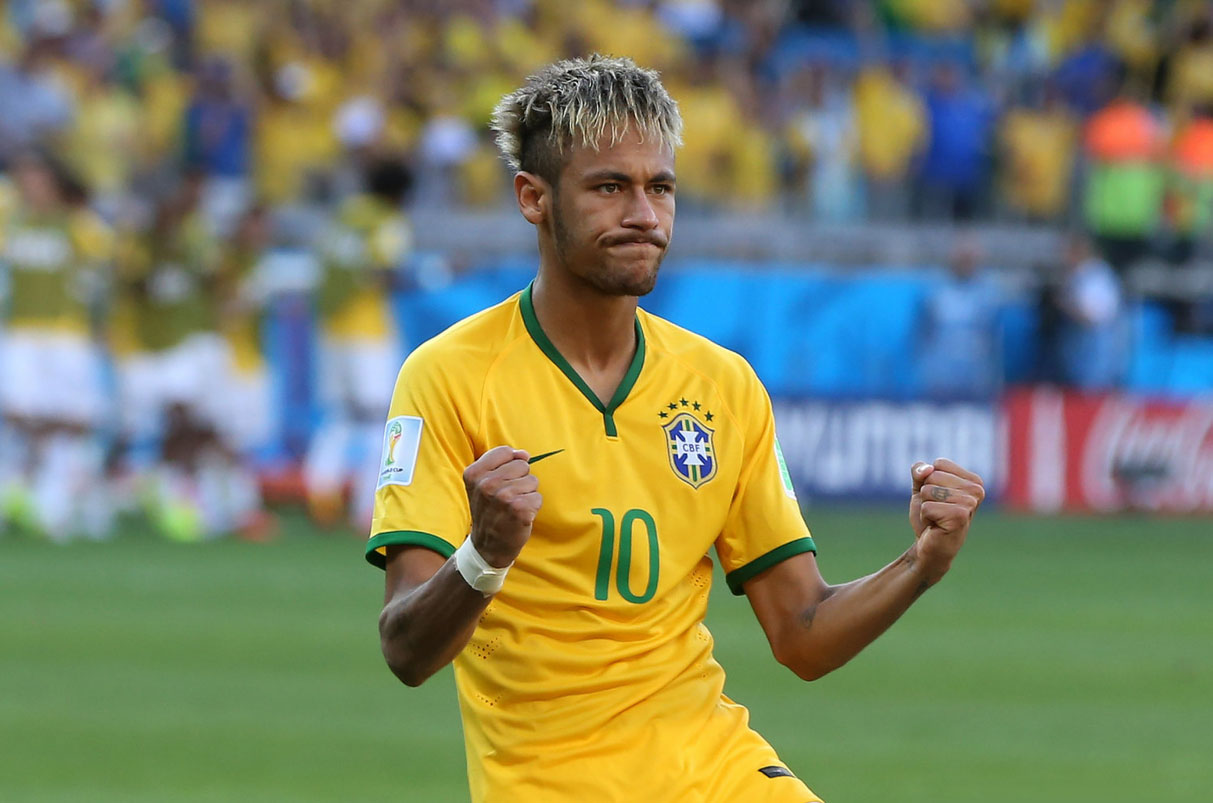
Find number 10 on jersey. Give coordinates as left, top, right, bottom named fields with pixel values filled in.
left=591, top=508, right=659, bottom=603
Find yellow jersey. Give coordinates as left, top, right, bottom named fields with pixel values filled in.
left=367, top=285, right=821, bottom=803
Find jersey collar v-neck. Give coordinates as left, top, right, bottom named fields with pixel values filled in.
left=519, top=282, right=646, bottom=438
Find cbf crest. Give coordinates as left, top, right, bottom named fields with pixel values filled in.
left=659, top=399, right=718, bottom=488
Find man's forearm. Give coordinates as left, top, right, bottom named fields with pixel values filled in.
left=777, top=544, right=934, bottom=681
left=379, top=560, right=491, bottom=687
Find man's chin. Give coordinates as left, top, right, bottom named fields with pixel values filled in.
left=597, top=258, right=662, bottom=297
left=596, top=272, right=658, bottom=297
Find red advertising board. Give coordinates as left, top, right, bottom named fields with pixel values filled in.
left=1003, top=388, right=1213, bottom=513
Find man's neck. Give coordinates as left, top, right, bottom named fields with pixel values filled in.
left=530, top=270, right=639, bottom=405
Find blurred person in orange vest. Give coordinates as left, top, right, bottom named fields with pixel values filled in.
left=1165, top=105, right=1213, bottom=264
left=1082, top=79, right=1165, bottom=270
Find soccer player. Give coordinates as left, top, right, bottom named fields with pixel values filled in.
left=368, top=56, right=985, bottom=803
left=305, top=157, right=413, bottom=530
left=114, top=175, right=231, bottom=540
left=0, top=152, right=113, bottom=540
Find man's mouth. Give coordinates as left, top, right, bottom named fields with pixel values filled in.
left=605, top=236, right=667, bottom=249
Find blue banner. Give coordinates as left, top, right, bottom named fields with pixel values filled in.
left=773, top=399, right=1001, bottom=502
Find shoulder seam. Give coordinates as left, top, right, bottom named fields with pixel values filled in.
left=642, top=316, right=751, bottom=437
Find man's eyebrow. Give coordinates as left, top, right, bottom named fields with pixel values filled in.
left=582, top=169, right=677, bottom=184
left=583, top=170, right=633, bottom=184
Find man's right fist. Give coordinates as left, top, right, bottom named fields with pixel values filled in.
left=463, top=445, right=543, bottom=568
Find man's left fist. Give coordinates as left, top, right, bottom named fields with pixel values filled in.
left=908, top=458, right=985, bottom=583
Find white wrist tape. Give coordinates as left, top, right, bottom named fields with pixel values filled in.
left=454, top=537, right=512, bottom=596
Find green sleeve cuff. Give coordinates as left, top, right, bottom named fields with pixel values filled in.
left=365, top=530, right=458, bottom=569
left=724, top=537, right=817, bottom=595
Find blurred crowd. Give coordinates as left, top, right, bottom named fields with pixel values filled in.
left=2, top=0, right=1212, bottom=543
left=0, top=1, right=1212, bottom=227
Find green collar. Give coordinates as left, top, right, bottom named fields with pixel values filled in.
left=519, top=282, right=645, bottom=437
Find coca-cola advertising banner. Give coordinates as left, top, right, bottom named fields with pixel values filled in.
left=773, top=399, right=1002, bottom=501
left=1003, top=388, right=1213, bottom=513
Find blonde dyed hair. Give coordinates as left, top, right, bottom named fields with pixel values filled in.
left=491, top=54, right=682, bottom=181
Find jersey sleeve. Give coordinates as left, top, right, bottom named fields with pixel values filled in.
left=714, top=366, right=816, bottom=595
left=365, top=345, right=476, bottom=569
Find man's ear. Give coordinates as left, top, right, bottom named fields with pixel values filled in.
left=515, top=171, right=550, bottom=225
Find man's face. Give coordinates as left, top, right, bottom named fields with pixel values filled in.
left=548, top=131, right=675, bottom=297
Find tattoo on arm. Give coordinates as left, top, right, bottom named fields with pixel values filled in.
left=799, top=603, right=819, bottom=631
left=896, top=550, right=932, bottom=599
left=798, top=586, right=837, bottom=632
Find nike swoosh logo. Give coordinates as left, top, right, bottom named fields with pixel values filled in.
left=527, top=449, right=565, bottom=464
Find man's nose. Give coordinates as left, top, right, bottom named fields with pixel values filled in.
left=621, top=186, right=659, bottom=230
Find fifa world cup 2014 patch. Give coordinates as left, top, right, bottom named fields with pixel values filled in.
left=378, top=415, right=424, bottom=489
left=658, top=399, right=717, bottom=489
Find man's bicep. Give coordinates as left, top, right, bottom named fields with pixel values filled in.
left=383, top=544, right=449, bottom=604
left=742, top=551, right=830, bottom=652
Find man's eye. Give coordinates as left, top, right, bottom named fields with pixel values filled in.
left=651, top=184, right=671, bottom=195
left=599, top=183, right=620, bottom=193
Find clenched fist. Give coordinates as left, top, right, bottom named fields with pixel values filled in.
left=464, top=445, right=543, bottom=568
left=908, top=458, right=985, bottom=584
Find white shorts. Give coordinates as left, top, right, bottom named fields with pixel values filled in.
left=316, top=335, right=400, bottom=420
left=117, top=333, right=233, bottom=439
left=0, top=328, right=105, bottom=425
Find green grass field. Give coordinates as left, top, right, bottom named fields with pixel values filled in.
left=2, top=508, right=1210, bottom=802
